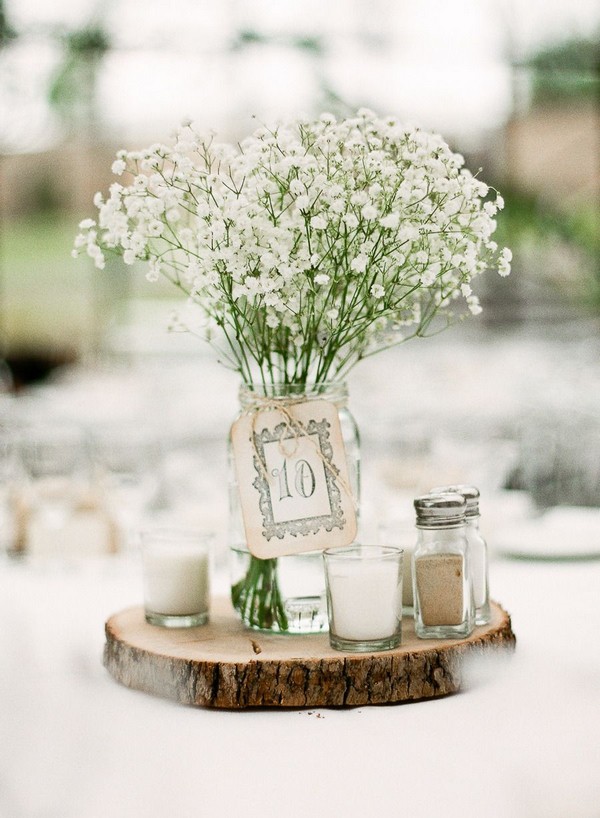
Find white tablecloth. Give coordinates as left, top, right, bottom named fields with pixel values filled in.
left=1, top=546, right=599, bottom=818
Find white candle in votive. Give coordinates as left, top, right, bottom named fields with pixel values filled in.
left=143, top=545, right=209, bottom=616
left=328, top=560, right=401, bottom=641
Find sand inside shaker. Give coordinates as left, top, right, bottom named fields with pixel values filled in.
left=415, top=553, right=464, bottom=626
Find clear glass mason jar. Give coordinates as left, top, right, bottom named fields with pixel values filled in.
left=412, top=493, right=475, bottom=639
left=228, top=382, right=360, bottom=633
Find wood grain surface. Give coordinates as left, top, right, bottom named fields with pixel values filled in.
left=104, top=597, right=516, bottom=709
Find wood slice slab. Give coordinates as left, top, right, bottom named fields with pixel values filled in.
left=104, top=598, right=515, bottom=709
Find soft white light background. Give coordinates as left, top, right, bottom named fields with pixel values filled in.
left=3, top=0, right=599, bottom=151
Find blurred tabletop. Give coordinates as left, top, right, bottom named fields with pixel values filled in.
left=1, top=542, right=600, bottom=818
left=2, top=321, right=600, bottom=816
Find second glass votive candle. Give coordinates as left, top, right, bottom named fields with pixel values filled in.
left=323, top=544, right=403, bottom=652
left=141, top=528, right=211, bottom=627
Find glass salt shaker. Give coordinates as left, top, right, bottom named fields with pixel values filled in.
left=412, top=493, right=475, bottom=639
left=432, top=484, right=490, bottom=625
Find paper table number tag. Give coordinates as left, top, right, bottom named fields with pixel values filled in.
left=231, top=399, right=357, bottom=559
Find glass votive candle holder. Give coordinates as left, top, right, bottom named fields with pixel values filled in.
left=323, top=544, right=404, bottom=652
left=141, top=528, right=212, bottom=627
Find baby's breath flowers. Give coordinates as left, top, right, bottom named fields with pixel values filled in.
left=74, top=109, right=510, bottom=387
left=75, top=110, right=511, bottom=632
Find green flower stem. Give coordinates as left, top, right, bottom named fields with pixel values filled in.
left=231, top=555, right=289, bottom=632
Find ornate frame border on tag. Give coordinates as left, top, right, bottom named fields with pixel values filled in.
left=252, top=418, right=346, bottom=541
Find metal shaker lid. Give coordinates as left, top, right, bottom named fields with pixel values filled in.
left=414, top=492, right=467, bottom=528
left=430, top=484, right=480, bottom=517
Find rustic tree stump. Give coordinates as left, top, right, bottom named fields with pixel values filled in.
left=104, top=598, right=515, bottom=709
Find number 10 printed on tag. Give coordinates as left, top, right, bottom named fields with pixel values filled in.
left=231, top=399, right=357, bottom=559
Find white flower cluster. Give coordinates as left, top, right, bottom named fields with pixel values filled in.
left=74, top=109, right=510, bottom=384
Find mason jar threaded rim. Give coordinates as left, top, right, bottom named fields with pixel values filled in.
left=239, top=381, right=349, bottom=409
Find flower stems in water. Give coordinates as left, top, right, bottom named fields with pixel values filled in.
left=231, top=555, right=289, bottom=631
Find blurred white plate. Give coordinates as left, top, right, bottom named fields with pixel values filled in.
left=494, top=506, right=600, bottom=561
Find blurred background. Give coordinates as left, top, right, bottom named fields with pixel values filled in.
left=0, top=0, right=599, bottom=560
